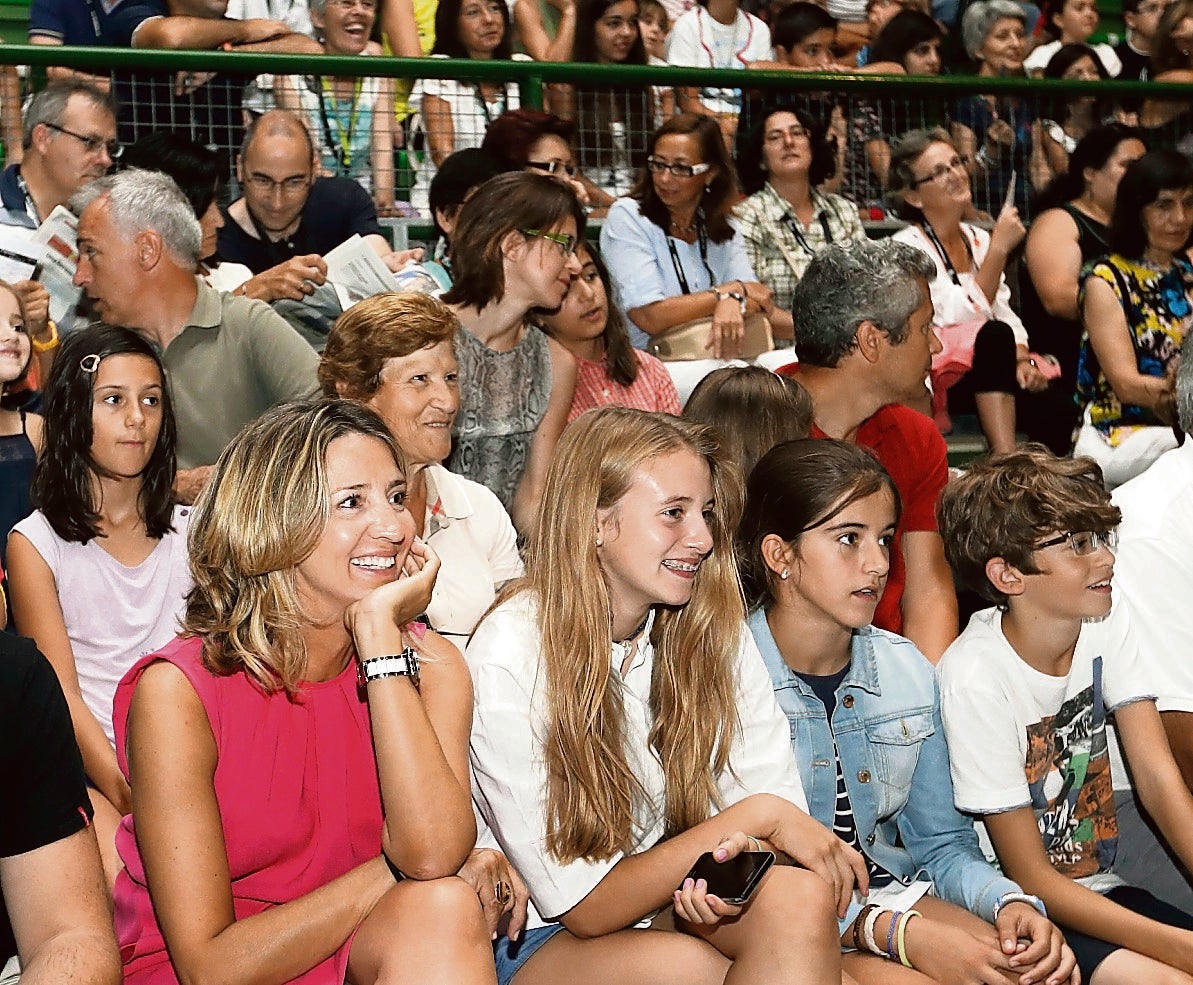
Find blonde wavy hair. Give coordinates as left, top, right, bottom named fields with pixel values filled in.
left=183, top=400, right=405, bottom=693
left=513, top=406, right=745, bottom=863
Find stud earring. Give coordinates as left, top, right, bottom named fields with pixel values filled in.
left=596, top=538, right=603, bottom=548
left=780, top=569, right=789, bottom=580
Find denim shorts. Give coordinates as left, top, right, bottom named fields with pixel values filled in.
left=493, top=924, right=567, bottom=985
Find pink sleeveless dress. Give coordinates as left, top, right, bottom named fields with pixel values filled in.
left=111, top=634, right=392, bottom=984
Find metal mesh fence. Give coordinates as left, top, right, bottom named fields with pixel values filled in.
left=7, top=46, right=1193, bottom=222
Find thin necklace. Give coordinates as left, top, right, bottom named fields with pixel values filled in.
left=614, top=611, right=651, bottom=645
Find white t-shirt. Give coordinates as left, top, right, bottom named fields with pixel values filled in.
left=938, top=603, right=1154, bottom=892
left=666, top=7, right=772, bottom=115
left=421, top=464, right=523, bottom=645
left=1112, top=439, right=1193, bottom=715
left=466, top=593, right=807, bottom=928
left=1024, top=39, right=1122, bottom=78
left=12, top=506, right=193, bottom=748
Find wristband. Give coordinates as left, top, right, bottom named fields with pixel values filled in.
left=30, top=319, right=58, bottom=353
left=897, top=909, right=922, bottom=968
left=992, top=892, right=1047, bottom=922
left=852, top=903, right=878, bottom=952
left=862, top=905, right=885, bottom=957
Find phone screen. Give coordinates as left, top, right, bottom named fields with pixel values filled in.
left=683, top=850, right=776, bottom=905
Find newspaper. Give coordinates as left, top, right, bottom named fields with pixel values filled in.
left=323, top=234, right=401, bottom=311
left=31, top=206, right=84, bottom=325
left=0, top=225, right=38, bottom=285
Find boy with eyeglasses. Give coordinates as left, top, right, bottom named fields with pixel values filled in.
left=936, top=445, right=1193, bottom=983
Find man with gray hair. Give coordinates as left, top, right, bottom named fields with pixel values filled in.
left=1100, top=334, right=1193, bottom=911
left=71, top=168, right=318, bottom=501
left=780, top=238, right=958, bottom=661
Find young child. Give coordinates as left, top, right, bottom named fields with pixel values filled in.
left=738, top=438, right=1077, bottom=985
left=1024, top=0, right=1122, bottom=76
left=937, top=446, right=1193, bottom=985
left=7, top=324, right=189, bottom=889
left=639, top=0, right=678, bottom=120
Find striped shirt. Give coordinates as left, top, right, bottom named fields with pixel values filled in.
left=568, top=349, right=682, bottom=423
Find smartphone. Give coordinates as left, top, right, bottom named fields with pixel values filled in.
left=681, top=850, right=776, bottom=905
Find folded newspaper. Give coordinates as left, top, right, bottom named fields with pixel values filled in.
left=32, top=206, right=86, bottom=326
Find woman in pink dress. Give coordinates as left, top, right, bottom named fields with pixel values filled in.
left=111, top=400, right=511, bottom=985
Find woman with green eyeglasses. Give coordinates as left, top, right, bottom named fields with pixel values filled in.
left=442, top=171, right=581, bottom=537
left=600, top=114, right=773, bottom=402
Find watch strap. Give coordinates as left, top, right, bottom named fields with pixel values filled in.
left=359, top=647, right=419, bottom=685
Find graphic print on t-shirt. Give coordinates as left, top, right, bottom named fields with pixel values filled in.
left=1023, top=656, right=1118, bottom=879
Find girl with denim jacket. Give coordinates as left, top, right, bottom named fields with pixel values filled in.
left=736, top=438, right=1078, bottom=985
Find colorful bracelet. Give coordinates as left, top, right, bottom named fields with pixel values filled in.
left=30, top=319, right=58, bottom=353
left=897, top=909, right=923, bottom=968
left=885, top=910, right=903, bottom=959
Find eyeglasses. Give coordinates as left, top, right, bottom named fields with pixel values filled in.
left=646, top=157, right=712, bottom=178
left=763, top=125, right=811, bottom=144
left=42, top=122, right=122, bottom=159
left=326, top=0, right=377, bottom=9
left=909, top=154, right=969, bottom=188
left=1033, top=530, right=1118, bottom=556
left=521, top=228, right=577, bottom=256
left=245, top=173, right=311, bottom=196
left=527, top=159, right=577, bottom=178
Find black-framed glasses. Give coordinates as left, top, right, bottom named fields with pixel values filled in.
left=527, top=159, right=578, bottom=178
left=909, top=154, right=969, bottom=188
left=520, top=228, right=577, bottom=256
left=1033, top=530, right=1118, bottom=556
left=646, top=157, right=712, bottom=178
left=42, top=122, right=122, bottom=159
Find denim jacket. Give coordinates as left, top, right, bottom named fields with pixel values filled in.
left=748, top=609, right=1019, bottom=925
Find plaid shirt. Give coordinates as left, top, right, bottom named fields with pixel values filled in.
left=734, top=185, right=866, bottom=314
left=569, top=350, right=682, bottom=423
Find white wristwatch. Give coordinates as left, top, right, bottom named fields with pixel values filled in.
left=359, top=647, right=420, bottom=690
left=993, top=892, right=1047, bottom=921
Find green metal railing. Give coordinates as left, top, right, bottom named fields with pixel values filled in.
left=3, top=43, right=1190, bottom=222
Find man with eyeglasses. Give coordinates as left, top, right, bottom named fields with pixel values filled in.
left=1109, top=334, right=1193, bottom=913
left=0, top=81, right=117, bottom=356
left=218, top=110, right=419, bottom=307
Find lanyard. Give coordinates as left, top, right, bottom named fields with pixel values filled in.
left=782, top=209, right=834, bottom=257
left=666, top=218, right=714, bottom=295
left=475, top=84, right=508, bottom=126
left=315, top=76, right=364, bottom=172
left=922, top=221, right=974, bottom=288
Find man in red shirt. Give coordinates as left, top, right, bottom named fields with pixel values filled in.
left=781, top=238, right=958, bottom=662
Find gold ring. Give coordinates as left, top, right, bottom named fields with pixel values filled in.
left=495, top=881, right=512, bottom=905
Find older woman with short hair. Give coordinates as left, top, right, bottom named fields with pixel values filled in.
left=319, top=292, right=523, bottom=645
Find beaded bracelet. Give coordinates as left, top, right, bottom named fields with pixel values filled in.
left=897, top=909, right=923, bottom=968
left=885, top=910, right=903, bottom=960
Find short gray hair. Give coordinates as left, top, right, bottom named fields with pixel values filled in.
left=70, top=169, right=202, bottom=268
left=1178, top=333, right=1193, bottom=434
left=961, top=0, right=1025, bottom=60
left=791, top=239, right=936, bottom=368
left=23, top=80, right=116, bottom=151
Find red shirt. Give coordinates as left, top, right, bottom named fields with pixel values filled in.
left=780, top=365, right=948, bottom=635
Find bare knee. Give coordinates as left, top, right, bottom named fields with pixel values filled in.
left=393, top=875, right=487, bottom=930
left=744, top=865, right=837, bottom=937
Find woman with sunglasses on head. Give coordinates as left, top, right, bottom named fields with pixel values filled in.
left=734, top=104, right=867, bottom=342
left=442, top=171, right=581, bottom=536
left=600, top=114, right=773, bottom=401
